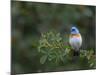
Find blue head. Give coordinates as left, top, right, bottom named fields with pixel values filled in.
left=71, top=26, right=79, bottom=34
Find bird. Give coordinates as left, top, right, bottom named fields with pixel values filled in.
left=69, top=26, right=82, bottom=56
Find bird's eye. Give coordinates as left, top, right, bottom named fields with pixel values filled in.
left=72, top=29, right=75, bottom=31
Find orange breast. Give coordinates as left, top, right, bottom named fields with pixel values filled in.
left=70, top=34, right=81, bottom=38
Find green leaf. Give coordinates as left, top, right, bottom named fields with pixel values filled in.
left=38, top=46, right=40, bottom=52
left=40, top=49, right=47, bottom=54
left=60, top=55, right=64, bottom=62
left=89, top=63, right=94, bottom=67
left=65, top=48, right=70, bottom=54
left=48, top=54, right=56, bottom=61
left=40, top=55, right=48, bottom=64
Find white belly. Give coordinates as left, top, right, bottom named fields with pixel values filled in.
left=69, top=36, right=82, bottom=51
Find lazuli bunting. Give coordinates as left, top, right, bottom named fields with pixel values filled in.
left=69, top=26, right=82, bottom=56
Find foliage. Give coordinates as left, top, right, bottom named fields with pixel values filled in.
left=38, top=31, right=96, bottom=68
left=38, top=31, right=67, bottom=64
left=80, top=50, right=96, bottom=68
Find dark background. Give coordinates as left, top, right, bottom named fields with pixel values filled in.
left=11, top=1, right=96, bottom=74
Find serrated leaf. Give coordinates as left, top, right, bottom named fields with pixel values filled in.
left=40, top=55, right=48, bottom=64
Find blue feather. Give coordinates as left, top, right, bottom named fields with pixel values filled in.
left=71, top=26, right=79, bottom=34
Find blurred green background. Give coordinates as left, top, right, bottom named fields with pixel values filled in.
left=11, top=1, right=96, bottom=74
